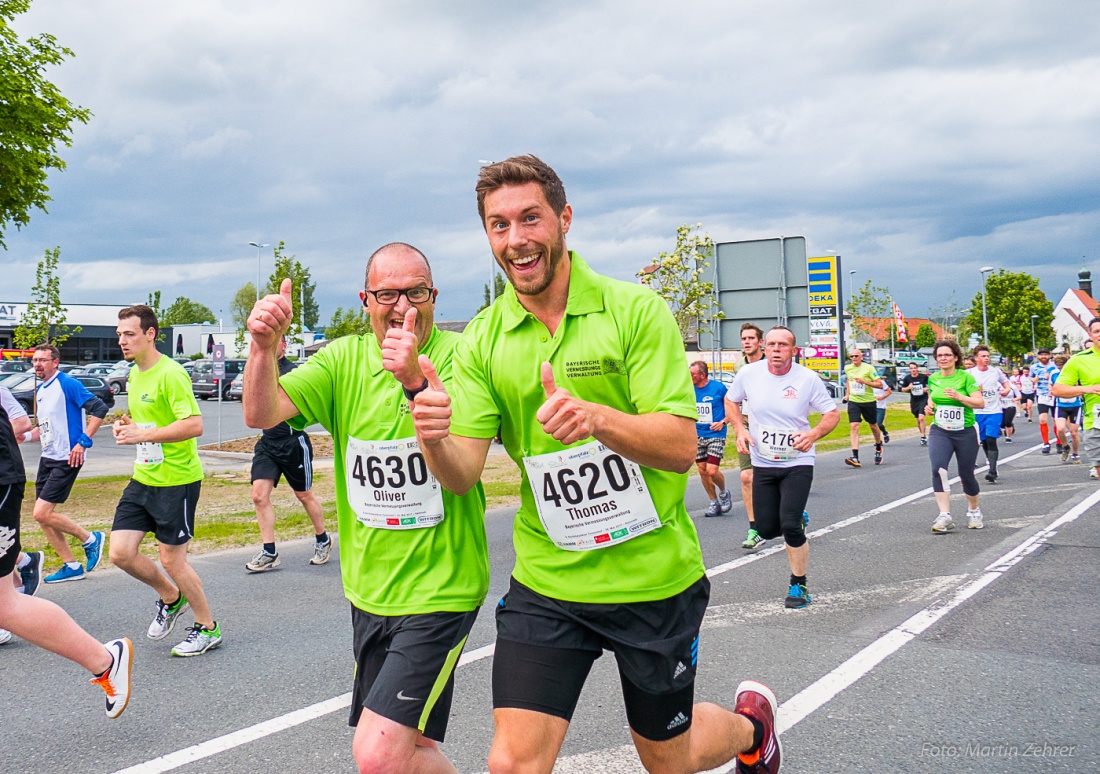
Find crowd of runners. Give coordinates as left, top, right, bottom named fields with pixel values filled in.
left=3, top=155, right=1100, bottom=774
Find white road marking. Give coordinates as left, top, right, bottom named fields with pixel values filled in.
left=110, top=443, right=1051, bottom=774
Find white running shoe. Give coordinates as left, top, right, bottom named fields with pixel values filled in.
left=931, top=513, right=956, bottom=533
left=0, top=628, right=11, bottom=645
left=967, top=509, right=984, bottom=530
left=91, top=638, right=133, bottom=718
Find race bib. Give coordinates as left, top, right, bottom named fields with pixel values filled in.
left=38, top=417, right=55, bottom=449
left=523, top=441, right=660, bottom=551
left=754, top=424, right=799, bottom=461
left=850, top=381, right=867, bottom=397
left=345, top=436, right=443, bottom=529
left=696, top=401, right=713, bottom=424
left=1000, top=395, right=1016, bottom=409
left=135, top=422, right=164, bottom=465
left=935, top=405, right=965, bottom=431
left=910, top=383, right=925, bottom=397
left=1038, top=395, right=1055, bottom=407
left=1093, top=404, right=1100, bottom=423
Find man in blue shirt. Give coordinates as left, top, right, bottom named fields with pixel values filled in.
left=690, top=361, right=733, bottom=517
left=1030, top=349, right=1059, bottom=454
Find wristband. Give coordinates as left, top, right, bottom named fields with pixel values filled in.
left=77, top=433, right=93, bottom=448
left=403, top=380, right=429, bottom=400
left=23, top=431, right=33, bottom=443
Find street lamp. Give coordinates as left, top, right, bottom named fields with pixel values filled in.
left=249, top=242, right=270, bottom=301
left=979, top=266, right=994, bottom=346
left=1030, top=314, right=1038, bottom=354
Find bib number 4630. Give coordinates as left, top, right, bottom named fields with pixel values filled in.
left=541, top=455, right=631, bottom=509
left=350, top=452, right=429, bottom=489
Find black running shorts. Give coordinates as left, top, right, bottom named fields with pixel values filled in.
left=250, top=435, right=313, bottom=492
left=349, top=605, right=479, bottom=742
left=910, top=396, right=929, bottom=417
left=112, top=479, right=201, bottom=546
left=493, top=576, right=708, bottom=741
left=35, top=457, right=81, bottom=504
left=0, top=482, right=25, bottom=577
left=847, top=400, right=877, bottom=425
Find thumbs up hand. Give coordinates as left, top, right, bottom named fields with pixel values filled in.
left=535, top=362, right=595, bottom=445
left=247, top=278, right=294, bottom=350
left=382, top=308, right=424, bottom=387
left=409, top=354, right=453, bottom=441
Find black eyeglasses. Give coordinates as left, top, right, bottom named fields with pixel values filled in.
left=363, top=286, right=434, bottom=306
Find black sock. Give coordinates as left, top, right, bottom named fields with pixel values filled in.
left=791, top=574, right=807, bottom=587
left=875, top=443, right=882, bottom=451
left=263, top=542, right=276, bottom=555
left=315, top=532, right=329, bottom=544
left=746, top=717, right=764, bottom=751
left=166, top=591, right=182, bottom=608
left=851, top=449, right=859, bottom=459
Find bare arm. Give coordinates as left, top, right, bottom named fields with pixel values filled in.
left=242, top=278, right=301, bottom=429
left=793, top=408, right=841, bottom=451
left=1052, top=381, right=1100, bottom=399
left=113, top=414, right=204, bottom=445
left=11, top=414, right=31, bottom=440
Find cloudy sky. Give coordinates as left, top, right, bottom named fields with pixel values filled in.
left=5, top=0, right=1097, bottom=328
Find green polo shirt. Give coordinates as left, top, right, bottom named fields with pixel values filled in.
left=127, top=355, right=204, bottom=487
left=280, top=327, right=489, bottom=616
left=844, top=363, right=878, bottom=403
left=451, top=253, right=705, bottom=605
left=1056, top=348, right=1100, bottom=430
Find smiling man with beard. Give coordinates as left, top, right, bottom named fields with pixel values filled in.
left=409, top=156, right=782, bottom=774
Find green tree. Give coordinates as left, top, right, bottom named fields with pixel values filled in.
left=14, top=245, right=80, bottom=347
left=265, top=241, right=319, bottom=342
left=848, top=279, right=892, bottom=343
left=914, top=322, right=937, bottom=349
left=162, top=297, right=215, bottom=326
left=476, top=273, right=508, bottom=314
left=637, top=223, right=723, bottom=342
left=144, top=290, right=167, bottom=341
left=963, top=270, right=1054, bottom=358
left=229, top=282, right=256, bottom=352
left=0, top=0, right=92, bottom=249
left=324, top=306, right=369, bottom=339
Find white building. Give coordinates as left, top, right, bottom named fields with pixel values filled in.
left=1051, top=269, right=1097, bottom=353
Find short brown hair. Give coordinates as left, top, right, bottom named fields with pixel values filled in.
left=33, top=343, right=60, bottom=361
left=119, top=304, right=159, bottom=336
left=971, top=344, right=990, bottom=356
left=934, top=339, right=964, bottom=368
left=476, top=155, right=567, bottom=223
left=690, top=360, right=708, bottom=376
left=740, top=322, right=764, bottom=340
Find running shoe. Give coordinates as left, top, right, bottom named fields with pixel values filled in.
left=1091, top=468, right=1099, bottom=480
left=704, top=500, right=721, bottom=517
left=91, top=638, right=133, bottom=719
left=83, top=531, right=106, bottom=573
left=309, top=539, right=333, bottom=565
left=985, top=472, right=997, bottom=483
left=844, top=456, right=861, bottom=468
left=148, top=595, right=189, bottom=640
left=0, top=628, right=11, bottom=645
left=45, top=564, right=85, bottom=584
left=882, top=432, right=890, bottom=444
left=967, top=509, right=984, bottom=530
left=920, top=437, right=928, bottom=447
left=931, top=513, right=956, bottom=533
left=1041, top=444, right=1051, bottom=454
left=171, top=622, right=222, bottom=657
left=1057, top=444, right=1065, bottom=455
left=718, top=489, right=734, bottom=514
left=1072, top=454, right=1081, bottom=465
left=734, top=680, right=782, bottom=774
left=1062, top=448, right=1071, bottom=462
left=741, top=529, right=765, bottom=551
left=874, top=449, right=883, bottom=465
left=784, top=583, right=811, bottom=609
left=1004, top=437, right=1012, bottom=443
left=20, top=551, right=44, bottom=596
left=245, top=550, right=281, bottom=572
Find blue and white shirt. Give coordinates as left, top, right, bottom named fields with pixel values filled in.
left=35, top=372, right=107, bottom=461
left=1030, top=362, right=1058, bottom=403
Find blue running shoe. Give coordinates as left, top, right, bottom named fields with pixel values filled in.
left=718, top=489, right=734, bottom=514
left=784, top=583, right=811, bottom=609
left=20, top=551, right=45, bottom=596
left=45, top=564, right=85, bottom=584
left=84, top=531, right=106, bottom=572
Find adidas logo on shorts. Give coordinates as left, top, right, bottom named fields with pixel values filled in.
left=177, top=530, right=186, bottom=539
left=673, top=661, right=687, bottom=679
left=666, top=711, right=690, bottom=731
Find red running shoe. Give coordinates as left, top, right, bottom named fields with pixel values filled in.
left=735, top=680, right=781, bottom=773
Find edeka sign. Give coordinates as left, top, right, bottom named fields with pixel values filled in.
left=806, top=256, right=841, bottom=373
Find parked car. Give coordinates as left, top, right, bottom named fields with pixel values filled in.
left=76, top=364, right=131, bottom=395
left=72, top=375, right=116, bottom=410
left=227, top=372, right=244, bottom=400
left=3, top=373, right=37, bottom=415
left=191, top=358, right=246, bottom=400
left=0, top=372, right=30, bottom=390
left=0, top=360, right=31, bottom=374
left=873, top=363, right=898, bottom=390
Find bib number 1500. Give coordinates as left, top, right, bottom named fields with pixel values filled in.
left=350, top=452, right=429, bottom=489
left=542, top=455, right=631, bottom=509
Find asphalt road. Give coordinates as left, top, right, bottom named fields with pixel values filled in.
left=4, top=419, right=1098, bottom=773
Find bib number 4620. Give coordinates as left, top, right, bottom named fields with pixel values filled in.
left=541, top=455, right=631, bottom=509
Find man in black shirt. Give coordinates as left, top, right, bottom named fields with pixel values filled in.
left=245, top=338, right=330, bottom=572
left=898, top=362, right=930, bottom=445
